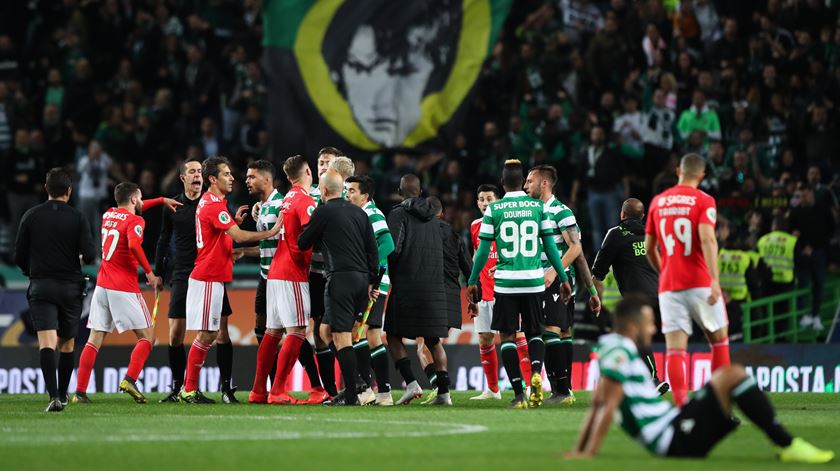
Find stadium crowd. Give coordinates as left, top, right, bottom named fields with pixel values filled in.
left=0, top=0, right=838, bottom=315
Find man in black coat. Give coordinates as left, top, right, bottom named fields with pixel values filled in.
left=591, top=198, right=667, bottom=395
left=385, top=175, right=451, bottom=406
left=413, top=196, right=472, bottom=404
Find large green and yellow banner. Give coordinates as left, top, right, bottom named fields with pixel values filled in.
left=263, top=0, right=511, bottom=157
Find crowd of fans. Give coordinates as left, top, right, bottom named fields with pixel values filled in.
left=1, top=1, right=839, bottom=309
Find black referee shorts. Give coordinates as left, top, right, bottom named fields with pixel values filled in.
left=309, top=271, right=326, bottom=320
left=168, top=272, right=190, bottom=319
left=324, top=272, right=369, bottom=333
left=492, top=292, right=544, bottom=337
left=222, top=285, right=232, bottom=317
left=255, top=277, right=267, bottom=317
left=27, top=278, right=85, bottom=339
left=543, top=277, right=575, bottom=331
left=666, top=383, right=739, bottom=457
left=364, top=294, right=387, bottom=328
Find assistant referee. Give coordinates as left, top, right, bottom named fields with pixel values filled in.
left=14, top=167, right=97, bottom=412
left=591, top=198, right=668, bottom=395
left=298, top=169, right=379, bottom=406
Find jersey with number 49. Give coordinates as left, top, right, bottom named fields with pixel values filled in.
left=646, top=185, right=716, bottom=293
left=191, top=191, right=236, bottom=283
left=478, top=191, right=553, bottom=294
left=97, top=207, right=146, bottom=293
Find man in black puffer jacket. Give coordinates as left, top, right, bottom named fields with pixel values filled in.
left=385, top=174, right=451, bottom=406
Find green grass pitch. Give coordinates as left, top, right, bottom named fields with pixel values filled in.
left=1, top=392, right=837, bottom=470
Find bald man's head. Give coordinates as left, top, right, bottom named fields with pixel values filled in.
left=678, top=153, right=707, bottom=183
left=399, top=174, right=421, bottom=198
left=621, top=198, right=645, bottom=220
left=320, top=169, right=344, bottom=200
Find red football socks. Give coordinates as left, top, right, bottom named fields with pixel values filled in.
left=711, top=338, right=730, bottom=371
left=126, top=338, right=152, bottom=381
left=666, top=348, right=689, bottom=406
left=184, top=339, right=211, bottom=392
left=75, top=342, right=99, bottom=393
left=252, top=331, right=282, bottom=395
left=269, top=332, right=305, bottom=395
left=479, top=344, right=499, bottom=393
left=516, top=337, right=532, bottom=386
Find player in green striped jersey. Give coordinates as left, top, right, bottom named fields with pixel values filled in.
left=346, top=175, right=395, bottom=405
left=525, top=165, right=601, bottom=405
left=242, top=160, right=327, bottom=402
left=467, top=159, right=572, bottom=409
left=568, top=295, right=833, bottom=464
left=305, top=147, right=346, bottom=399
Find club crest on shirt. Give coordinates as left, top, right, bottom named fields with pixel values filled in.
left=134, top=225, right=143, bottom=237
left=219, top=212, right=231, bottom=224
left=706, top=207, right=716, bottom=223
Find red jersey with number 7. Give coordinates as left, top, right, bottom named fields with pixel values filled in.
left=268, top=186, right=315, bottom=282
left=646, top=185, right=717, bottom=293
left=190, top=191, right=236, bottom=282
left=97, top=208, right=146, bottom=292
left=470, top=218, right=498, bottom=302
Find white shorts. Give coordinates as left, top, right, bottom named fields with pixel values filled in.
left=659, top=287, right=728, bottom=335
left=267, top=280, right=310, bottom=329
left=186, top=278, right=224, bottom=331
left=474, top=300, right=495, bottom=334
left=87, top=286, right=152, bottom=333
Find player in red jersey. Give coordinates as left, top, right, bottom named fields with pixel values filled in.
left=249, top=155, right=318, bottom=405
left=468, top=184, right=503, bottom=400
left=645, top=154, right=729, bottom=406
left=72, top=183, right=181, bottom=404
left=180, top=156, right=281, bottom=404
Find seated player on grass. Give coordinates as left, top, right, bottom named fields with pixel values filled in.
left=566, top=295, right=834, bottom=464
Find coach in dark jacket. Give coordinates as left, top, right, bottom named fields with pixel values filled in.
left=429, top=196, right=472, bottom=330
left=591, top=198, right=666, bottom=391
left=384, top=175, right=452, bottom=405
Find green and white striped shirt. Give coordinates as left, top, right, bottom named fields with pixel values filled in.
left=478, top=191, right=553, bottom=294
left=597, top=333, right=678, bottom=455
left=364, top=200, right=391, bottom=293
left=541, top=196, right=579, bottom=291
left=256, top=189, right=284, bottom=279
left=308, top=185, right=325, bottom=274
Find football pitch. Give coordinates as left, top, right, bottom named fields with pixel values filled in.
left=1, top=392, right=837, bottom=471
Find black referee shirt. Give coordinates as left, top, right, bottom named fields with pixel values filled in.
left=298, top=198, right=378, bottom=282
left=591, top=217, right=659, bottom=301
left=155, top=192, right=199, bottom=278
left=14, top=200, right=96, bottom=282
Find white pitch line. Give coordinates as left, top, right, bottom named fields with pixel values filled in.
left=1, top=416, right=488, bottom=444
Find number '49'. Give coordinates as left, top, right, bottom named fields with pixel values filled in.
left=659, top=218, right=692, bottom=256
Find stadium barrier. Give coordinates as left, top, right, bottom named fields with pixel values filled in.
left=1, top=343, right=838, bottom=395
left=742, top=281, right=840, bottom=344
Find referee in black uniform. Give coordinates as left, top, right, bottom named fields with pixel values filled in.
left=14, top=167, right=96, bottom=412
left=299, top=169, right=379, bottom=406
left=591, top=198, right=668, bottom=395
left=155, top=158, right=237, bottom=403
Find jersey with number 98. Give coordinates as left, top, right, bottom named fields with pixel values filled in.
left=646, top=185, right=717, bottom=293
left=478, top=191, right=554, bottom=295
left=96, top=207, right=146, bottom=292
left=190, top=191, right=236, bottom=282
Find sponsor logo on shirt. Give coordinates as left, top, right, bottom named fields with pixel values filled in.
left=658, top=195, right=697, bottom=207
